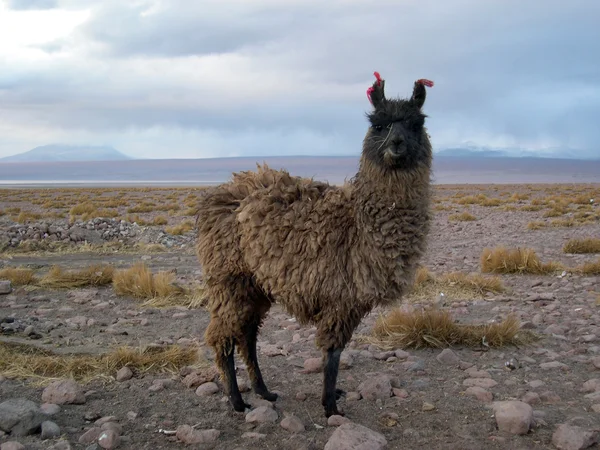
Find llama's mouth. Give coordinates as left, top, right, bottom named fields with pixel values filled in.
left=383, top=147, right=405, bottom=163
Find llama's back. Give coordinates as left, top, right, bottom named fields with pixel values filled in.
left=196, top=164, right=332, bottom=284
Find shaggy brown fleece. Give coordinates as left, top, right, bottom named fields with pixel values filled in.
left=196, top=74, right=433, bottom=417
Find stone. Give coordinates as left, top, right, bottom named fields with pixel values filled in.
left=176, top=425, right=220, bottom=445
left=41, top=420, right=61, bottom=439
left=521, top=392, right=541, bottom=405
left=465, top=386, right=493, bottom=403
left=47, top=441, right=72, bottom=450
left=195, top=382, right=219, bottom=397
left=327, top=415, right=351, bottom=426
left=392, top=388, right=409, bottom=398
left=302, top=357, right=323, bottom=373
left=181, top=368, right=218, bottom=388
left=592, top=356, right=600, bottom=369
left=540, top=361, right=568, bottom=370
left=245, top=406, right=278, bottom=423
left=0, top=398, right=45, bottom=436
left=539, top=390, right=561, bottom=403
left=100, top=422, right=123, bottom=435
left=324, top=422, right=387, bottom=450
left=462, top=378, right=498, bottom=389
left=280, top=415, right=305, bottom=433
left=357, top=374, right=392, bottom=401
left=98, top=429, right=120, bottom=449
left=436, top=348, right=460, bottom=365
left=492, top=401, right=533, bottom=435
left=0, top=280, right=12, bottom=295
left=1, top=443, right=25, bottom=450
left=242, top=432, right=267, bottom=439
left=40, top=403, right=61, bottom=415
left=552, top=423, right=598, bottom=450
left=582, top=379, right=600, bottom=393
left=115, top=367, right=133, bottom=382
left=42, top=379, right=86, bottom=405
left=528, top=379, right=545, bottom=389
left=78, top=427, right=102, bottom=445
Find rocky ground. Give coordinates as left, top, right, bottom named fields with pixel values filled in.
left=1, top=183, right=600, bottom=450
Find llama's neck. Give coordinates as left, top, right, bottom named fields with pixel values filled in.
left=349, top=157, right=432, bottom=304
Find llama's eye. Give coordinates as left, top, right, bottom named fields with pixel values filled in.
left=373, top=125, right=383, bottom=132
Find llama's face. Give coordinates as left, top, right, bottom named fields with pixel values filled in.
left=363, top=82, right=432, bottom=171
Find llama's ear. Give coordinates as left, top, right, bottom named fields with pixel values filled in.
left=411, top=79, right=434, bottom=109
left=366, top=71, right=386, bottom=108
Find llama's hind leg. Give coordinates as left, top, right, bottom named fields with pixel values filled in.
left=321, top=347, right=344, bottom=417
left=212, top=336, right=250, bottom=412
left=239, top=321, right=277, bottom=401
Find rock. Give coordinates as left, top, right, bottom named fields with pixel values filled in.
left=41, top=420, right=61, bottom=439
left=280, top=415, right=305, bottom=433
left=324, top=422, right=387, bottom=450
left=539, top=391, right=561, bottom=404
left=181, top=368, right=218, bottom=388
left=422, top=402, right=435, bottom=411
left=465, top=386, right=493, bottom=403
left=0, top=398, right=45, bottom=436
left=94, top=416, right=118, bottom=426
left=115, top=367, right=133, bottom=382
left=592, top=357, right=600, bottom=369
left=492, top=401, right=533, bottom=435
left=100, top=422, right=123, bottom=435
left=436, top=348, right=460, bottom=365
left=327, top=415, right=351, bottom=427
left=346, top=392, right=361, bottom=401
left=195, top=382, right=219, bottom=397
left=295, top=392, right=307, bottom=401
left=392, top=388, right=409, bottom=398
left=0, top=443, right=25, bottom=450
left=582, top=379, right=600, bottom=393
left=98, top=429, right=120, bottom=449
left=528, top=379, right=545, bottom=389
left=246, top=406, right=278, bottom=423
left=462, top=378, right=498, bottom=389
left=357, top=374, right=392, bottom=401
left=0, top=280, right=12, bottom=295
left=176, top=425, right=220, bottom=445
left=521, top=392, right=541, bottom=405
left=241, top=432, right=267, bottom=439
left=42, top=379, right=86, bottom=405
left=302, top=358, right=323, bottom=373
left=552, top=423, right=599, bottom=450
left=540, top=361, right=568, bottom=370
left=394, top=349, right=410, bottom=359
left=79, top=427, right=102, bottom=445
left=40, top=403, right=61, bottom=416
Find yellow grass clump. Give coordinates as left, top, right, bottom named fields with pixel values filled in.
left=563, top=238, right=600, bottom=254
left=481, top=246, right=563, bottom=274
left=15, top=211, right=43, bottom=223
left=0, top=343, right=202, bottom=384
left=527, top=221, right=546, bottom=230
left=165, top=221, right=194, bottom=235
left=370, top=308, right=533, bottom=349
left=69, top=202, right=96, bottom=216
left=39, top=265, right=115, bottom=288
left=576, top=259, right=600, bottom=275
left=0, top=267, right=38, bottom=285
left=113, top=263, right=185, bottom=300
left=153, top=216, right=168, bottom=225
left=448, top=212, right=477, bottom=222
left=410, top=268, right=504, bottom=301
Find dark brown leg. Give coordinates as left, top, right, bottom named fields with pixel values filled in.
left=321, top=347, right=344, bottom=417
left=239, top=322, right=277, bottom=401
left=214, top=337, right=250, bottom=412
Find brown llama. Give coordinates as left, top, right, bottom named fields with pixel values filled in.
left=196, top=72, right=434, bottom=417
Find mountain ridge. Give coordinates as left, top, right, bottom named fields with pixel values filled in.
left=1, top=145, right=131, bottom=162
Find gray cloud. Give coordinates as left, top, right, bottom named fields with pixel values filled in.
left=1, top=0, right=599, bottom=159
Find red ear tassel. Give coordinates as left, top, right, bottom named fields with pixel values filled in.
left=367, top=71, right=383, bottom=104
left=416, top=79, right=434, bottom=87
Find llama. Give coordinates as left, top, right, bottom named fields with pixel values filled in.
left=196, top=72, right=434, bottom=417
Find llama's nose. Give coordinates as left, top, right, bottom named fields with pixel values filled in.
left=391, top=135, right=405, bottom=149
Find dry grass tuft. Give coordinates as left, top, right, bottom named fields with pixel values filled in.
left=481, top=246, right=563, bottom=274
left=153, top=216, right=168, bottom=225
left=410, top=268, right=504, bottom=301
left=0, top=267, right=38, bottom=285
left=15, top=211, right=43, bottom=223
left=165, top=220, right=194, bottom=235
left=39, top=265, right=114, bottom=288
left=113, top=263, right=185, bottom=300
left=563, top=238, right=600, bottom=254
left=527, top=221, right=546, bottom=230
left=448, top=212, right=477, bottom=222
left=0, top=342, right=201, bottom=384
left=370, top=308, right=533, bottom=349
left=575, top=259, right=600, bottom=275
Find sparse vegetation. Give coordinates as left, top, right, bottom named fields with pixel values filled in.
left=165, top=220, right=194, bottom=235
left=576, top=259, right=600, bottom=275
left=448, top=212, right=477, bottom=222
left=370, top=308, right=533, bottom=349
left=0, top=267, right=38, bottom=285
left=527, top=221, right=546, bottom=230
left=39, top=265, right=115, bottom=288
left=481, top=246, right=564, bottom=274
left=563, top=238, right=600, bottom=254
left=113, top=263, right=185, bottom=300
left=409, top=267, right=504, bottom=301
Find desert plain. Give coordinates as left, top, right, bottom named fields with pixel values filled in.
left=0, top=182, right=600, bottom=450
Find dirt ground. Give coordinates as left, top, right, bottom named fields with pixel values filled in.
left=1, top=183, right=600, bottom=449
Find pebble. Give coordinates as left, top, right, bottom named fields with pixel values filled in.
left=357, top=374, right=392, bottom=400
left=552, top=423, right=599, bottom=450
left=245, top=406, right=278, bottom=423
left=0, top=280, right=12, bottom=295
left=42, top=379, right=86, bottom=405
left=528, top=379, right=545, bottom=389
left=280, top=415, right=305, bottom=432
left=422, top=402, right=435, bottom=411
left=295, top=392, right=307, bottom=401
left=176, top=425, right=220, bottom=445
left=540, top=361, right=568, bottom=370
left=40, top=403, right=61, bottom=415
left=0, top=443, right=25, bottom=450
left=592, top=356, right=600, bottom=369
left=392, top=388, right=409, bottom=398
left=492, top=401, right=533, bottom=435
left=116, top=367, right=133, bottom=382
left=79, top=427, right=102, bottom=445
left=242, top=432, right=267, bottom=439
left=47, top=441, right=72, bottom=450
left=41, top=420, right=61, bottom=439
left=465, top=386, right=493, bottom=403
left=324, top=422, right=387, bottom=450
left=462, top=378, right=498, bottom=389
left=327, top=415, right=351, bottom=426
left=521, top=391, right=541, bottom=405
left=302, top=357, right=323, bottom=373
left=0, top=398, right=45, bottom=436
left=98, top=429, right=120, bottom=449
left=436, top=348, right=460, bottom=365
left=195, top=382, right=219, bottom=396
left=582, top=379, right=600, bottom=392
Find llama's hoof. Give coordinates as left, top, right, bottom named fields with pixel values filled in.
left=325, top=406, right=345, bottom=418
left=335, top=389, right=346, bottom=400
left=231, top=400, right=252, bottom=412
left=259, top=391, right=278, bottom=402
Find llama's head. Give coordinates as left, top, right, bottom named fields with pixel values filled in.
left=363, top=72, right=433, bottom=171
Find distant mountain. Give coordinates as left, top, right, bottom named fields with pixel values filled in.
left=437, top=145, right=599, bottom=160
left=0, top=145, right=131, bottom=162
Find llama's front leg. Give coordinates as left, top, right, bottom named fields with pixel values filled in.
left=240, top=323, right=278, bottom=401
left=321, top=347, right=344, bottom=417
left=216, top=338, right=250, bottom=412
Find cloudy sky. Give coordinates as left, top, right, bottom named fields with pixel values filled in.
left=0, top=0, right=599, bottom=160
